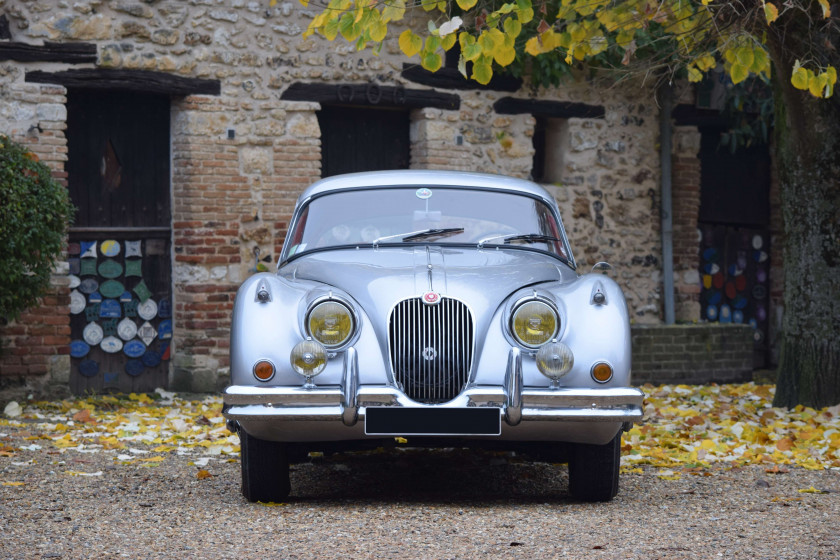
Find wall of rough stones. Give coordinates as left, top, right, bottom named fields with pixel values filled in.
left=0, top=0, right=764, bottom=391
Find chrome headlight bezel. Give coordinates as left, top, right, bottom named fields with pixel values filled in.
left=508, top=295, right=561, bottom=350
left=303, top=295, right=358, bottom=350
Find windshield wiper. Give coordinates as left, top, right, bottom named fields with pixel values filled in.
left=372, top=227, right=464, bottom=247
left=478, top=233, right=563, bottom=248
left=402, top=228, right=464, bottom=242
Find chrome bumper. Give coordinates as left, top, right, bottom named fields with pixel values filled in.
left=223, top=348, right=644, bottom=429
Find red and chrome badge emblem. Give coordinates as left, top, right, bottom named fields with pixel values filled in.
left=422, top=291, right=441, bottom=305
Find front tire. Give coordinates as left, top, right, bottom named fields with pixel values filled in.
left=239, top=430, right=291, bottom=503
left=568, top=432, right=621, bottom=502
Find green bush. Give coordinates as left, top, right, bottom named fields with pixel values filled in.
left=0, top=135, right=75, bottom=322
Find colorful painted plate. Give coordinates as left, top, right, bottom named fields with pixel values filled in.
left=78, top=359, right=99, bottom=378
left=732, top=310, right=744, bottom=324
left=706, top=305, right=718, bottom=321
left=158, top=299, right=172, bottom=319
left=753, top=285, right=767, bottom=300
left=142, top=350, right=161, bottom=367
left=123, top=339, right=146, bottom=358
left=117, top=318, right=138, bottom=341
left=79, top=278, right=99, bottom=295
left=70, top=290, right=86, bottom=315
left=98, top=260, right=123, bottom=279
left=137, top=299, right=158, bottom=321
left=100, top=239, right=120, bottom=257
left=719, top=304, right=732, bottom=324
left=83, top=322, right=104, bottom=346
left=732, top=295, right=748, bottom=310
left=125, top=359, right=145, bottom=377
left=99, top=299, right=122, bottom=318
left=88, top=291, right=103, bottom=303
left=138, top=321, right=156, bottom=346
left=69, top=275, right=81, bottom=289
left=69, top=340, right=90, bottom=358
left=100, top=280, right=125, bottom=299
left=100, top=336, right=123, bottom=354
left=158, top=319, right=172, bottom=340
left=125, top=240, right=142, bottom=257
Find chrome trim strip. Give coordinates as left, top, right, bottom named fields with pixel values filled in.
left=342, top=347, right=359, bottom=426
left=504, top=348, right=522, bottom=426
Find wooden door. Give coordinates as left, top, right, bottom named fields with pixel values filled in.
left=317, top=106, right=410, bottom=177
left=697, top=128, right=772, bottom=368
left=65, top=91, right=172, bottom=393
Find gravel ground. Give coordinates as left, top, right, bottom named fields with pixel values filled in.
left=2, top=435, right=839, bottom=560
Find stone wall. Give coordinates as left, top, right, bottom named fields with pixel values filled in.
left=0, top=79, right=71, bottom=394
left=0, top=0, right=777, bottom=392
left=631, top=324, right=754, bottom=385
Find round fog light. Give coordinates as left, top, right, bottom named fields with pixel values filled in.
left=290, top=339, right=327, bottom=378
left=536, top=342, right=574, bottom=379
left=591, top=362, right=613, bottom=383
left=253, top=360, right=275, bottom=382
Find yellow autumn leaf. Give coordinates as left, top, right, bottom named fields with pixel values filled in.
left=398, top=29, right=422, bottom=57
left=729, top=62, right=749, bottom=84
left=817, top=0, right=831, bottom=17
left=2, top=481, right=25, bottom=486
left=472, top=57, right=493, bottom=85
left=369, top=18, right=387, bottom=43
left=696, top=55, right=716, bottom=71
left=791, top=65, right=809, bottom=90
left=196, top=469, right=213, bottom=479
left=421, top=51, right=442, bottom=72
left=495, top=35, right=517, bottom=66
left=809, top=73, right=829, bottom=97
left=381, top=0, right=405, bottom=23
left=688, top=66, right=703, bottom=82
left=764, top=1, right=779, bottom=23
left=798, top=486, right=828, bottom=494
left=456, top=0, right=478, bottom=10
left=441, top=32, right=457, bottom=51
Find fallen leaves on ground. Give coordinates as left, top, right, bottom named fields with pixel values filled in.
left=0, top=389, right=237, bottom=475
left=624, top=383, right=840, bottom=473
left=1, top=383, right=839, bottom=480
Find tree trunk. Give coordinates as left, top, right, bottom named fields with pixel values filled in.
left=768, top=31, right=840, bottom=408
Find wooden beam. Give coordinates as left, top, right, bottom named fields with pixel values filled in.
left=26, top=69, right=220, bottom=96
left=401, top=64, right=522, bottom=92
left=0, top=41, right=97, bottom=63
left=280, top=82, right=460, bottom=110
left=672, top=104, right=728, bottom=128
left=494, top=97, right=605, bottom=119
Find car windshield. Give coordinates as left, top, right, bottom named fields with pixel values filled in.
left=283, top=186, right=572, bottom=262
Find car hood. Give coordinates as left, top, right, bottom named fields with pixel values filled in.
left=281, top=246, right=575, bottom=325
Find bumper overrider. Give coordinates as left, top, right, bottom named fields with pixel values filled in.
left=223, top=348, right=645, bottom=440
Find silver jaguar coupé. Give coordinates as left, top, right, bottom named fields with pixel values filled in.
left=223, top=170, right=644, bottom=502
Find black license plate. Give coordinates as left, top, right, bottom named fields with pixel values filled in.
left=364, top=407, right=501, bottom=436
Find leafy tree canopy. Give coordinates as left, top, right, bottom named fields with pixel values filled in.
left=0, top=136, right=74, bottom=323
left=292, top=0, right=836, bottom=98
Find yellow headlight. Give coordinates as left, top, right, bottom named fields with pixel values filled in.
left=290, top=339, right=327, bottom=377
left=307, top=300, right=354, bottom=347
left=511, top=300, right=558, bottom=348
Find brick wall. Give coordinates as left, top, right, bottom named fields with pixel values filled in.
left=169, top=98, right=321, bottom=391
left=631, top=324, right=754, bottom=384
left=0, top=83, right=71, bottom=394
left=671, top=126, right=701, bottom=322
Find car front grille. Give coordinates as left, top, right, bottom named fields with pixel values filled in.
left=388, top=296, right=474, bottom=404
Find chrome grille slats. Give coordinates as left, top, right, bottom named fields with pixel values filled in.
left=388, top=296, right=474, bottom=404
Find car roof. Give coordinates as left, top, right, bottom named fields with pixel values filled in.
left=298, top=170, right=556, bottom=205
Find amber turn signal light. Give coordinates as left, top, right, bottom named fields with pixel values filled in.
left=253, top=360, right=275, bottom=381
left=591, top=362, right=613, bottom=383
